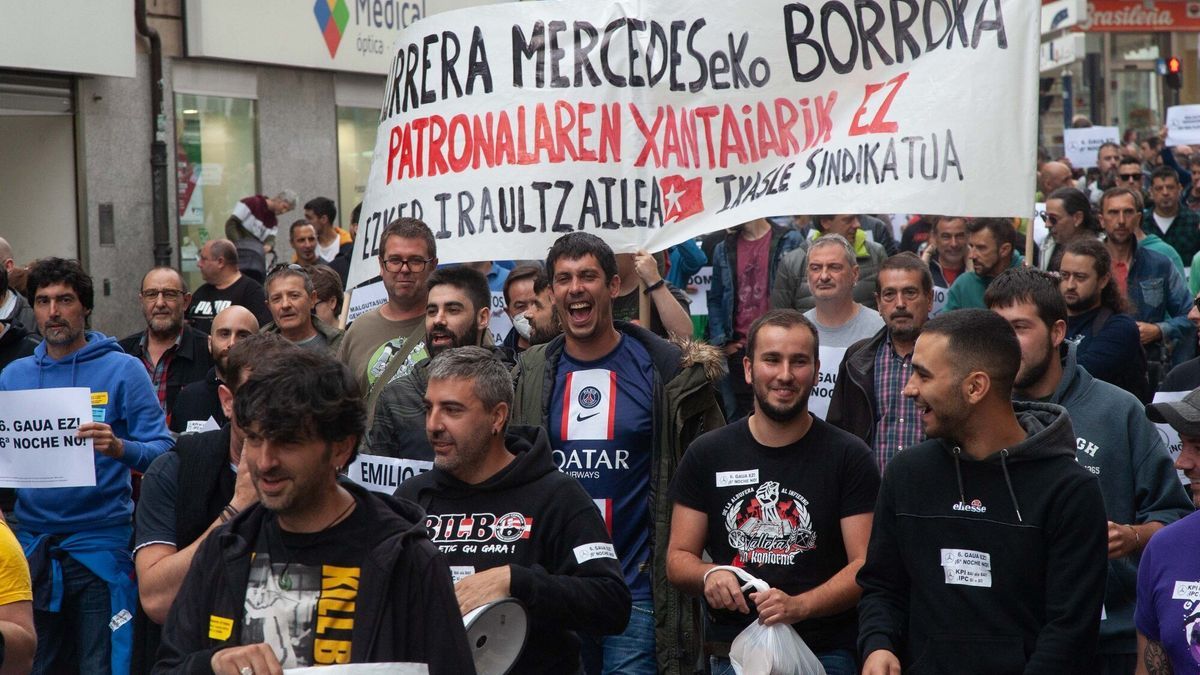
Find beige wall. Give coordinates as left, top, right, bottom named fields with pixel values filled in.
left=0, top=115, right=79, bottom=264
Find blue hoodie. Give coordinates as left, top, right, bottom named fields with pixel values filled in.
left=0, top=331, right=172, bottom=534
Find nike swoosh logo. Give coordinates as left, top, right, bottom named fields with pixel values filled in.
left=576, top=412, right=600, bottom=422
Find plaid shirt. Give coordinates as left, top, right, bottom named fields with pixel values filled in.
left=138, top=332, right=181, bottom=413
left=872, top=334, right=923, bottom=472
left=1142, top=207, right=1200, bottom=264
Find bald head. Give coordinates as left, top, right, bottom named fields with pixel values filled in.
left=1040, top=161, right=1073, bottom=195
left=0, top=237, right=12, bottom=272
left=208, top=305, right=260, bottom=377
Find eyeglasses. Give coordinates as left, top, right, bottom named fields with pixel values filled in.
left=268, top=263, right=309, bottom=276
left=140, top=289, right=185, bottom=301
left=382, top=256, right=433, bottom=273
left=1118, top=173, right=1143, bottom=181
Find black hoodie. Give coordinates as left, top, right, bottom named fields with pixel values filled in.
left=856, top=403, right=1108, bottom=674
left=398, top=425, right=631, bottom=675
left=154, top=480, right=475, bottom=674
left=0, top=321, right=38, bottom=373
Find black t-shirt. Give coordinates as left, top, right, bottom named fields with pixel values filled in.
left=669, top=416, right=880, bottom=651
left=186, top=276, right=272, bottom=334
left=241, top=497, right=372, bottom=668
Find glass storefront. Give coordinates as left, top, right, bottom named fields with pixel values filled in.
left=336, top=106, right=376, bottom=229
left=174, top=93, right=258, bottom=290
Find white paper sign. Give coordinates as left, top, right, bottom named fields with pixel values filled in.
left=685, top=266, right=713, bottom=317
left=1063, top=127, right=1120, bottom=169
left=347, top=0, right=1040, bottom=288
left=347, top=455, right=433, bottom=493
left=809, top=346, right=848, bottom=420
left=0, top=388, right=96, bottom=488
left=1152, top=390, right=1190, bottom=486
left=931, top=286, right=949, bottom=316
left=940, top=548, right=992, bottom=587
left=1166, top=105, right=1200, bottom=146
left=346, top=280, right=388, bottom=323
left=488, top=290, right=513, bottom=346
left=1032, top=202, right=1048, bottom=250
left=286, top=665, right=428, bottom=675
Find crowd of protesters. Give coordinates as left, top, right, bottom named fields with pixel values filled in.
left=0, top=124, right=1199, bottom=675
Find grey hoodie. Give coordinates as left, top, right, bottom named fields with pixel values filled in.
left=1029, top=342, right=1193, bottom=655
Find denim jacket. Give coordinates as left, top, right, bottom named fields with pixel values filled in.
left=706, top=225, right=804, bottom=346
left=1126, top=244, right=1195, bottom=363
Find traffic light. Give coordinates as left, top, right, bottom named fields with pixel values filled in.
left=1167, top=56, right=1183, bottom=90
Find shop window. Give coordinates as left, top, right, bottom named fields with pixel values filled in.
left=336, top=106, right=376, bottom=229
left=174, top=93, right=258, bottom=290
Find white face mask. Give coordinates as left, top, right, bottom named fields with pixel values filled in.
left=512, top=312, right=532, bottom=340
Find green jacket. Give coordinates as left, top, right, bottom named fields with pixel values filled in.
left=261, top=316, right=345, bottom=353
left=511, top=321, right=725, bottom=675
left=944, top=252, right=1025, bottom=312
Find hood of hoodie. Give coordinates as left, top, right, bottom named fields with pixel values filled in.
left=30, top=331, right=125, bottom=387
left=937, top=400, right=1076, bottom=465
left=425, top=424, right=555, bottom=497
left=1047, top=340, right=1092, bottom=408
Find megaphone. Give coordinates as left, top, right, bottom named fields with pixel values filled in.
left=463, top=597, right=528, bottom=675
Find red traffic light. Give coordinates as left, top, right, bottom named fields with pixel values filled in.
left=1169, top=56, right=1182, bottom=74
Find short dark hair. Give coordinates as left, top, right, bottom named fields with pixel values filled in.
left=378, top=218, right=436, bottom=260
left=289, top=219, right=314, bottom=240
left=26, top=257, right=94, bottom=311
left=1142, top=136, right=1162, bottom=151
left=304, top=196, right=337, bottom=223
left=984, top=267, right=1068, bottom=328
left=875, top=253, right=933, bottom=295
left=224, top=332, right=301, bottom=394
left=350, top=202, right=363, bottom=225
left=1150, top=165, right=1181, bottom=185
left=1046, top=187, right=1101, bottom=234
left=1061, top=237, right=1130, bottom=314
left=503, top=264, right=544, bottom=305
left=746, top=309, right=819, bottom=362
left=546, top=232, right=618, bottom=283
left=1118, top=156, right=1143, bottom=169
left=308, top=265, right=344, bottom=315
left=1100, top=186, right=1144, bottom=212
left=427, top=266, right=489, bottom=315
left=233, top=350, right=366, bottom=462
left=921, top=309, right=1020, bottom=399
left=1098, top=141, right=1120, bottom=155
left=967, top=218, right=1017, bottom=252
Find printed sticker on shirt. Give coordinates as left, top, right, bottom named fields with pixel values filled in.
left=940, top=548, right=992, bottom=588
left=561, top=369, right=617, bottom=441
left=208, top=615, right=234, bottom=640
left=1173, top=581, right=1200, bottom=601
left=574, top=543, right=618, bottom=564
left=91, top=406, right=106, bottom=422
left=716, top=470, right=759, bottom=488
left=90, top=392, right=108, bottom=406
left=109, top=609, right=132, bottom=632
left=450, top=566, right=476, bottom=584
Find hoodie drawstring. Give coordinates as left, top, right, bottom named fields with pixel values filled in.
left=1000, top=449, right=1024, bottom=523
left=952, top=447, right=966, bottom=506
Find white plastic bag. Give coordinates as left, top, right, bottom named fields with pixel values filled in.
left=709, top=565, right=827, bottom=675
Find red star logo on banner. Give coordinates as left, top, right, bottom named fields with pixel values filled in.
left=659, top=175, right=704, bottom=223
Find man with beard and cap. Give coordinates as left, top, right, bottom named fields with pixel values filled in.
left=667, top=309, right=879, bottom=675
left=170, top=306, right=259, bottom=434
left=857, top=309, right=1107, bottom=675
left=1058, top=237, right=1149, bottom=402
left=828, top=254, right=934, bottom=471
left=368, top=265, right=510, bottom=464
left=120, top=267, right=214, bottom=423
left=1137, top=391, right=1200, bottom=672
left=398, top=347, right=631, bottom=674
left=986, top=267, right=1191, bottom=673
left=511, top=232, right=725, bottom=675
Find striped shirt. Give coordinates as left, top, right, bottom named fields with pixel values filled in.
left=872, top=334, right=923, bottom=472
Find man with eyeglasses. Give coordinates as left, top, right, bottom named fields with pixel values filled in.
left=337, top=219, right=436, bottom=420
left=120, top=267, right=214, bottom=422
left=1101, top=186, right=1194, bottom=387
left=828, top=254, right=933, bottom=471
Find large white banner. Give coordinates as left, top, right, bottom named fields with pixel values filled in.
left=348, top=0, right=1039, bottom=288
left=0, top=388, right=96, bottom=488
